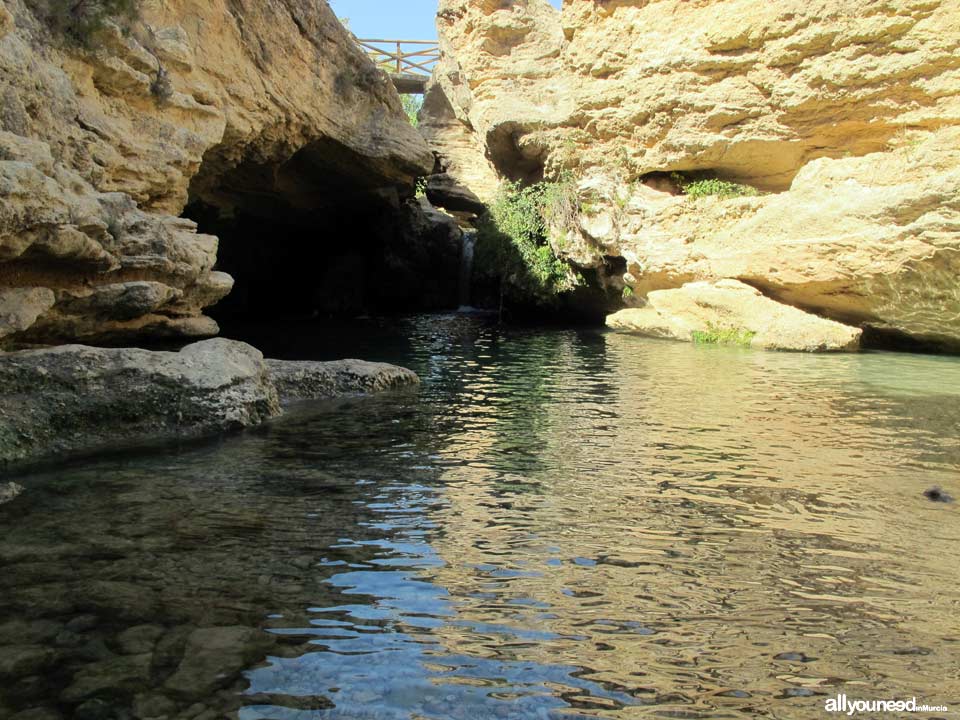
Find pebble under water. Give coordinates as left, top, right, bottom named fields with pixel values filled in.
left=2, top=313, right=959, bottom=719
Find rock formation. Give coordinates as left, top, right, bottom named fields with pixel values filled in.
left=607, top=279, right=863, bottom=352
left=0, top=338, right=421, bottom=470
left=423, top=0, right=960, bottom=351
left=0, top=338, right=281, bottom=469
left=0, top=0, right=433, bottom=347
left=267, top=358, right=420, bottom=402
left=0, top=481, right=22, bottom=505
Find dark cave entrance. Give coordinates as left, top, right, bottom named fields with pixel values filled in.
left=181, top=140, right=463, bottom=346
left=183, top=195, right=463, bottom=342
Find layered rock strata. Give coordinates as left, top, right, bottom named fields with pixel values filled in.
left=424, top=0, right=960, bottom=350
left=0, top=0, right=433, bottom=347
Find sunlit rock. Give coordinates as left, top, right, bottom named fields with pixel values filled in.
left=0, top=0, right=433, bottom=345
left=607, top=280, right=862, bottom=352
left=424, top=0, right=960, bottom=349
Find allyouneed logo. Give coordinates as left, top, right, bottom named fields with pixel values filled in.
left=824, top=694, right=949, bottom=715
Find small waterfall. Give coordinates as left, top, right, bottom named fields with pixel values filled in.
left=457, top=230, right=476, bottom=310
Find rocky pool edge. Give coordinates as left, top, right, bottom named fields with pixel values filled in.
left=0, top=338, right=420, bottom=478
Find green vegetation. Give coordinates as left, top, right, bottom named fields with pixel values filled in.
left=401, top=95, right=423, bottom=127
left=670, top=172, right=760, bottom=200
left=475, top=176, right=581, bottom=307
left=414, top=176, right=427, bottom=198
left=691, top=323, right=756, bottom=347
left=150, top=64, right=173, bottom=104
left=580, top=201, right=600, bottom=216
left=540, top=173, right=580, bottom=232
left=622, top=286, right=634, bottom=299
left=33, top=0, right=141, bottom=45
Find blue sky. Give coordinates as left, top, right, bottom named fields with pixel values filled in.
left=329, top=0, right=562, bottom=41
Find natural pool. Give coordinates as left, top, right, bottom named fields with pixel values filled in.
left=2, top=314, right=959, bottom=719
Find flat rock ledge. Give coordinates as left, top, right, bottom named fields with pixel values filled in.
left=0, top=340, right=420, bottom=472
left=0, top=338, right=281, bottom=471
left=266, top=359, right=421, bottom=402
left=607, top=280, right=862, bottom=352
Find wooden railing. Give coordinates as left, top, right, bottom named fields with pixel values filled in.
left=356, top=39, right=439, bottom=77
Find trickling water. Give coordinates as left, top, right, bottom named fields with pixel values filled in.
left=2, top=314, right=959, bottom=720
left=457, top=230, right=476, bottom=310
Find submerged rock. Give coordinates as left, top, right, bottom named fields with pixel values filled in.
left=266, top=359, right=420, bottom=402
left=0, top=338, right=280, bottom=470
left=164, top=626, right=274, bottom=698
left=61, top=653, right=153, bottom=704
left=114, top=625, right=164, bottom=656
left=9, top=709, right=63, bottom=720
left=0, top=645, right=55, bottom=681
left=607, top=280, right=862, bottom=352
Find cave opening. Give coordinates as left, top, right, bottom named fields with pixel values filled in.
left=860, top=326, right=957, bottom=355
left=180, top=139, right=463, bottom=349
left=484, top=124, right=546, bottom=185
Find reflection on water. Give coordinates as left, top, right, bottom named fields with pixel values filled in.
left=2, top=314, right=959, bottom=720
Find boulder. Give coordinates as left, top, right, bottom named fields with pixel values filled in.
left=266, top=358, right=420, bottom=402
left=425, top=173, right=487, bottom=215
left=0, top=481, right=24, bottom=505
left=0, top=338, right=280, bottom=469
left=607, top=280, right=862, bottom=352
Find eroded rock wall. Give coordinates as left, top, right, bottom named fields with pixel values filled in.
left=0, top=0, right=433, bottom=347
left=425, top=0, right=960, bottom=350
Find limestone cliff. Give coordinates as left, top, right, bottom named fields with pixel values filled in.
left=0, top=0, right=433, bottom=347
left=424, top=0, right=960, bottom=350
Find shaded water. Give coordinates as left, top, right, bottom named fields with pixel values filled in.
left=2, top=314, right=960, bottom=720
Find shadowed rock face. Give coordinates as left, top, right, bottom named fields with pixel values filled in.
left=0, top=0, right=434, bottom=347
left=423, top=0, right=960, bottom=350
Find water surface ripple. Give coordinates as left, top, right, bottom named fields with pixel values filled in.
left=2, top=315, right=959, bottom=719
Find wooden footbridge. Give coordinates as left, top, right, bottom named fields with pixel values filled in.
left=355, top=39, right=439, bottom=94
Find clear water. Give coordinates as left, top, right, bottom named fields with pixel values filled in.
left=2, top=314, right=959, bottom=720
